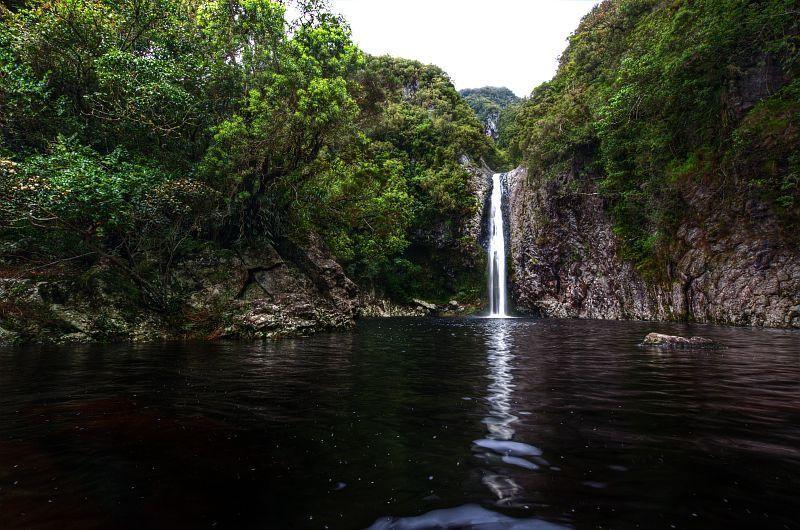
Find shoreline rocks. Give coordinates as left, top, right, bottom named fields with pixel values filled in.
left=358, top=294, right=428, bottom=317
left=0, top=326, right=20, bottom=345
left=412, top=298, right=439, bottom=314
left=358, top=294, right=474, bottom=318
left=0, top=236, right=360, bottom=345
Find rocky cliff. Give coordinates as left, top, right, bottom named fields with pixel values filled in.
left=507, top=165, right=800, bottom=329
left=503, top=0, right=799, bottom=330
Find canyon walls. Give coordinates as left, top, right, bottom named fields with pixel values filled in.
left=507, top=165, right=800, bottom=328
left=503, top=1, right=799, bottom=329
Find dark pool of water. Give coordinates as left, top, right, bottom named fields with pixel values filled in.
left=1, top=317, right=799, bottom=529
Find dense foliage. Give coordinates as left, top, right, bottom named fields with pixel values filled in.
left=459, top=86, right=519, bottom=126
left=460, top=86, right=522, bottom=168
left=301, top=56, right=492, bottom=299
left=0, top=0, right=489, bottom=306
left=510, top=0, right=800, bottom=274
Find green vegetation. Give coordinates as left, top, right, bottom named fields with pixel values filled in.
left=459, top=86, right=519, bottom=127
left=460, top=86, right=522, bottom=169
left=509, top=0, right=799, bottom=274
left=0, top=0, right=490, bottom=308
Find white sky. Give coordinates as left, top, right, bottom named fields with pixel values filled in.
left=328, top=0, right=601, bottom=97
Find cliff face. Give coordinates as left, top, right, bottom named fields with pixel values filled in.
left=462, top=155, right=493, bottom=248
left=507, top=165, right=800, bottom=328
left=503, top=0, right=799, bottom=329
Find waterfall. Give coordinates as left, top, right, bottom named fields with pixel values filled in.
left=487, top=173, right=508, bottom=318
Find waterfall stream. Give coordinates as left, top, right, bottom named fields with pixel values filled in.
left=487, top=173, right=508, bottom=317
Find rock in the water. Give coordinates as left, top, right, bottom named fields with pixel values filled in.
left=642, top=332, right=722, bottom=349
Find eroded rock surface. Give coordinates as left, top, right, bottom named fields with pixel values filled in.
left=0, top=236, right=360, bottom=344
left=461, top=155, right=493, bottom=248
left=507, top=165, right=800, bottom=329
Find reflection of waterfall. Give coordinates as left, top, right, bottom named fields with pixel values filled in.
left=367, top=321, right=566, bottom=530
left=480, top=321, right=520, bottom=501
left=487, top=173, right=508, bottom=318
left=484, top=323, right=515, bottom=440
left=475, top=321, right=543, bottom=504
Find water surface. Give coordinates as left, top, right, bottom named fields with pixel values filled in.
left=1, top=318, right=799, bottom=529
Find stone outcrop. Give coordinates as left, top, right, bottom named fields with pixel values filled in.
left=358, top=294, right=470, bottom=318
left=0, top=236, right=360, bottom=344
left=506, top=165, right=800, bottom=329
left=358, top=293, right=428, bottom=317
left=460, top=155, right=493, bottom=250
left=411, top=298, right=439, bottom=313
left=0, top=325, right=20, bottom=344
left=484, top=111, right=500, bottom=141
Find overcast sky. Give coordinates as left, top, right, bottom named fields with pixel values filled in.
left=328, top=0, right=601, bottom=97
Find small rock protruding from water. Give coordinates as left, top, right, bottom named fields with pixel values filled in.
left=641, top=332, right=723, bottom=350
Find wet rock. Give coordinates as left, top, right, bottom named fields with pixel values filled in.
left=506, top=164, right=800, bottom=329
left=1, top=235, right=361, bottom=344
left=448, top=300, right=465, bottom=313
left=642, top=333, right=722, bottom=350
left=412, top=298, right=438, bottom=314
left=358, top=293, right=427, bottom=317
left=59, top=332, right=91, bottom=344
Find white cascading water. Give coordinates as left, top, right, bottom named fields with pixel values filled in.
left=487, top=173, right=508, bottom=317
